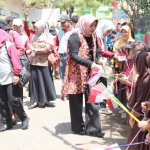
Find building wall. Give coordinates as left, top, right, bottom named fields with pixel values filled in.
left=0, top=0, right=23, bottom=19
left=28, top=8, right=60, bottom=26
left=72, top=5, right=112, bottom=21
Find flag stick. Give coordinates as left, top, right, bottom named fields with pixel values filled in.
left=100, top=83, right=140, bottom=123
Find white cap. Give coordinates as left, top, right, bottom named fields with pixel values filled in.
left=13, top=19, right=23, bottom=26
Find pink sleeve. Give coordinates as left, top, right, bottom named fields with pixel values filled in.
left=8, top=45, right=21, bottom=76
left=97, top=37, right=114, bottom=58
left=12, top=31, right=25, bottom=56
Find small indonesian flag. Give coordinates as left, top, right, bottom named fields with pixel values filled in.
left=87, top=69, right=109, bottom=87
left=88, top=84, right=118, bottom=110
left=124, top=64, right=133, bottom=79
left=105, top=143, right=121, bottom=150
left=88, top=84, right=113, bottom=103
left=117, top=52, right=126, bottom=61
left=87, top=71, right=101, bottom=87
left=107, top=98, right=118, bottom=110
left=91, top=143, right=121, bottom=150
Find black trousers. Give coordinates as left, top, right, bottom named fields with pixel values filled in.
left=69, top=86, right=101, bottom=132
left=0, top=84, right=27, bottom=125
left=99, top=77, right=107, bottom=108
left=8, top=87, right=23, bottom=114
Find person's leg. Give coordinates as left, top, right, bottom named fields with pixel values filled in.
left=69, top=94, right=85, bottom=135
left=7, top=84, right=29, bottom=130
left=0, top=85, right=12, bottom=131
left=59, top=54, right=66, bottom=81
left=84, top=85, right=104, bottom=137
left=59, top=54, right=64, bottom=80
left=29, top=65, right=39, bottom=109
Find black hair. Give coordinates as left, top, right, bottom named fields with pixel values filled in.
left=71, top=15, right=79, bottom=23
left=49, top=27, right=57, bottom=36
left=0, top=19, right=11, bottom=31
left=5, top=16, right=14, bottom=25
left=121, top=22, right=127, bottom=27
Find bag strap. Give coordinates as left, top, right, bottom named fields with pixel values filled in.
left=5, top=43, right=11, bottom=59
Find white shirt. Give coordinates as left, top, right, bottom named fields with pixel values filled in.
left=58, top=29, right=73, bottom=54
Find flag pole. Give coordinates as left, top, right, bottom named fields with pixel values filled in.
left=100, top=83, right=140, bottom=123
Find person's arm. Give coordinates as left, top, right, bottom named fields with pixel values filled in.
left=24, top=13, right=31, bottom=37
left=96, top=40, right=102, bottom=63
left=24, top=21, right=31, bottom=37
left=97, top=37, right=114, bottom=58
left=11, top=31, right=25, bottom=56
left=30, top=42, right=50, bottom=54
left=8, top=44, right=21, bottom=76
left=68, top=33, right=93, bottom=68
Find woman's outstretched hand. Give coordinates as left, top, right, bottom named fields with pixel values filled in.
left=91, top=63, right=102, bottom=71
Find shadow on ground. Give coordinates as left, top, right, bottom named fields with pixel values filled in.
left=43, top=126, right=78, bottom=150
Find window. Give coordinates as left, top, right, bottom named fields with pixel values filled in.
left=11, top=12, right=19, bottom=18
left=0, top=8, right=6, bottom=19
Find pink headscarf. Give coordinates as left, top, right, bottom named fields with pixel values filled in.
left=0, top=29, right=13, bottom=48
left=76, top=14, right=98, bottom=37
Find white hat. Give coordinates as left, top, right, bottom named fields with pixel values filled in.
left=12, top=19, right=23, bottom=26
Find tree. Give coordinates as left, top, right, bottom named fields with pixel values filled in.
left=22, top=0, right=50, bottom=9
left=54, top=0, right=113, bottom=11
left=118, top=0, right=150, bottom=33
left=0, top=0, right=7, bottom=6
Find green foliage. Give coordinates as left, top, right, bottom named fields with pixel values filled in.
left=54, top=0, right=113, bottom=11
left=0, top=0, right=7, bottom=6
left=22, top=0, right=49, bottom=7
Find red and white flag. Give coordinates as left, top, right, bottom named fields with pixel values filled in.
left=106, top=98, right=118, bottom=110
left=88, top=84, right=112, bottom=103
left=117, top=52, right=126, bottom=61
left=87, top=71, right=101, bottom=87
left=88, top=84, right=118, bottom=110
left=91, top=143, right=121, bottom=150
left=87, top=69, right=110, bottom=87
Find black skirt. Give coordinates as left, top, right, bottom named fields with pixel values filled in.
left=29, top=65, right=56, bottom=104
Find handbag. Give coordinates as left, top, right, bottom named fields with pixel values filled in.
left=18, top=53, right=30, bottom=87
left=5, top=44, right=30, bottom=87
left=48, top=46, right=60, bottom=68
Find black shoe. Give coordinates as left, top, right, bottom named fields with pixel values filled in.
left=28, top=104, right=39, bottom=109
left=0, top=124, right=12, bottom=132
left=95, top=131, right=105, bottom=137
left=45, top=102, right=55, bottom=107
left=12, top=119, right=17, bottom=126
left=122, top=119, right=126, bottom=125
left=78, top=131, right=85, bottom=135
left=74, top=130, right=85, bottom=135
left=86, top=131, right=105, bottom=138
left=22, top=117, right=30, bottom=130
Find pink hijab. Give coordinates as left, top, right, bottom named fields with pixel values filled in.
left=76, top=14, right=98, bottom=37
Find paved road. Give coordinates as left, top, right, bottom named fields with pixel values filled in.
left=0, top=79, right=129, bottom=150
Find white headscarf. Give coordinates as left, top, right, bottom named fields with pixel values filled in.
left=33, top=20, right=53, bottom=45
left=96, top=19, right=115, bottom=51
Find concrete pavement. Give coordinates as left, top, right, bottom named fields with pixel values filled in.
left=0, top=79, right=129, bottom=150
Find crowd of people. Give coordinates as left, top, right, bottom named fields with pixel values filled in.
left=0, top=12, right=150, bottom=150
